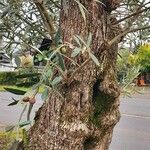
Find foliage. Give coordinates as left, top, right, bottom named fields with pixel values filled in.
left=16, top=70, right=40, bottom=87
left=0, top=0, right=149, bottom=146
left=119, top=65, right=141, bottom=97
left=0, top=85, right=39, bottom=92
left=0, top=70, right=40, bottom=87
left=119, top=1, right=150, bottom=48
left=0, top=130, right=22, bottom=150
left=0, top=71, right=17, bottom=85
left=117, top=49, right=141, bottom=96
left=117, top=49, right=140, bottom=73
left=117, top=49, right=131, bottom=73
left=118, top=43, right=150, bottom=73
left=136, top=43, right=150, bottom=71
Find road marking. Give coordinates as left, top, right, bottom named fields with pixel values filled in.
left=122, top=113, right=150, bottom=119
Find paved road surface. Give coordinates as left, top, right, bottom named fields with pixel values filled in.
left=0, top=92, right=43, bottom=128
left=110, top=88, right=150, bottom=150
left=0, top=88, right=150, bottom=150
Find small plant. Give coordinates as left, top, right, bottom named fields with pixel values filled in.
left=0, top=130, right=23, bottom=150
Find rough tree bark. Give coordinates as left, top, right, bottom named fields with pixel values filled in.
left=19, top=0, right=122, bottom=150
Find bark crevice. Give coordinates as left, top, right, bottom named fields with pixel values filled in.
left=83, top=136, right=99, bottom=150
left=17, top=0, right=122, bottom=149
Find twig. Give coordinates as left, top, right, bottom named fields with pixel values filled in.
left=49, top=0, right=61, bottom=9
left=114, top=6, right=150, bottom=24
left=60, top=53, right=80, bottom=67
left=109, top=25, right=150, bottom=46
left=16, top=14, right=48, bottom=38
left=67, top=58, right=90, bottom=85
left=108, top=2, right=150, bottom=46
left=50, top=61, right=67, bottom=81
left=18, top=104, right=28, bottom=123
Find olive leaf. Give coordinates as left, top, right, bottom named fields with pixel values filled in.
left=74, top=0, right=87, bottom=23
left=55, top=28, right=62, bottom=45
left=71, top=47, right=81, bottom=57
left=89, top=53, right=100, bottom=66
left=41, top=87, right=49, bottom=101
left=87, top=32, right=92, bottom=47
left=75, top=35, right=87, bottom=46
left=73, top=36, right=82, bottom=47
left=4, top=88, right=26, bottom=95
left=51, top=76, right=62, bottom=86
left=57, top=53, right=66, bottom=71
left=19, top=120, right=31, bottom=128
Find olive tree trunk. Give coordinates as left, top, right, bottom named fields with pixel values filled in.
left=20, top=1, right=122, bottom=150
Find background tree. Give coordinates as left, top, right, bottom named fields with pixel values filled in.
left=136, top=44, right=150, bottom=71
left=0, top=0, right=150, bottom=150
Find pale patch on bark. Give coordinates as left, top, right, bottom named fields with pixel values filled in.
left=62, top=120, right=89, bottom=133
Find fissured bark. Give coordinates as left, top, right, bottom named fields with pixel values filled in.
left=19, top=0, right=122, bottom=149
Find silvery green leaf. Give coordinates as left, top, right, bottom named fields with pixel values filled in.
left=57, top=53, right=66, bottom=71
left=87, top=32, right=92, bottom=47
left=46, top=68, right=52, bottom=78
left=94, top=0, right=106, bottom=7
left=75, top=35, right=87, bottom=46
left=73, top=36, right=82, bottom=47
left=0, top=2, right=5, bottom=6
left=4, top=88, right=26, bottom=95
left=19, top=120, right=31, bottom=128
left=41, top=88, right=49, bottom=101
left=37, top=54, right=44, bottom=61
left=74, top=0, right=87, bottom=23
left=89, top=53, right=100, bottom=66
left=51, top=76, right=62, bottom=86
left=71, top=47, right=81, bottom=57
left=55, top=28, right=62, bottom=45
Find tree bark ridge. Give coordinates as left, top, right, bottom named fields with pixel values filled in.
left=20, top=0, right=122, bottom=150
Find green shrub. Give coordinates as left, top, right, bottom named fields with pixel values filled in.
left=0, top=71, right=18, bottom=85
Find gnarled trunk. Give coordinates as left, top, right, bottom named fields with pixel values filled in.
left=20, top=0, right=122, bottom=150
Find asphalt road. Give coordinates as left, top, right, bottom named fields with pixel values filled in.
left=0, top=92, right=43, bottom=128
left=0, top=88, right=150, bottom=150
left=110, top=88, right=150, bottom=150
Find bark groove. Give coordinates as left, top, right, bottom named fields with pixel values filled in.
left=18, top=0, right=122, bottom=149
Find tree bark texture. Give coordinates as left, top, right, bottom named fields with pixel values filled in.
left=22, top=0, right=122, bottom=150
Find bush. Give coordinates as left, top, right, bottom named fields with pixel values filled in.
left=0, top=70, right=40, bottom=87
left=0, top=71, right=18, bottom=85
